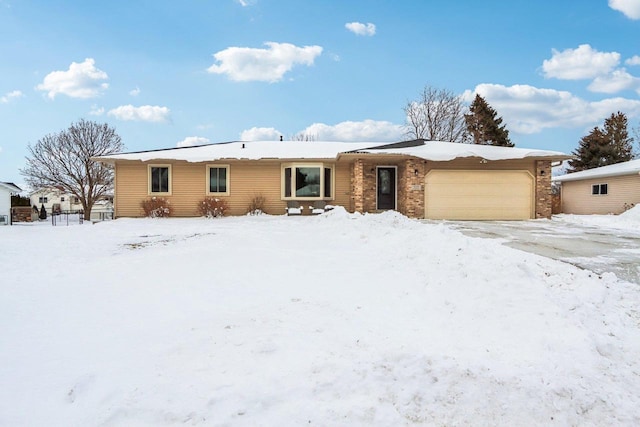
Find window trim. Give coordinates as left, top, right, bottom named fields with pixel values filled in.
left=281, top=162, right=334, bottom=200
left=206, top=164, right=230, bottom=196
left=148, top=164, right=172, bottom=195
left=591, top=183, right=608, bottom=196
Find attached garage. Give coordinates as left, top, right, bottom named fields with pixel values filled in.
left=425, top=170, right=534, bottom=220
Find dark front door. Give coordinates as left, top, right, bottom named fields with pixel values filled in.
left=377, top=167, right=396, bottom=210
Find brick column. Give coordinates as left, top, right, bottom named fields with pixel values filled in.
left=351, top=159, right=365, bottom=213
left=535, top=160, right=552, bottom=219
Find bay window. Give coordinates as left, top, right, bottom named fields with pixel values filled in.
left=282, top=163, right=333, bottom=199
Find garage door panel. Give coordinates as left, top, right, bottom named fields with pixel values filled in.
left=425, top=170, right=533, bottom=220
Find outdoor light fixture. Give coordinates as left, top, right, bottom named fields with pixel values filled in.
left=540, top=170, right=546, bottom=175
left=414, top=169, right=419, bottom=176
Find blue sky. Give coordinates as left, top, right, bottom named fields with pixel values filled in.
left=1, top=0, right=640, bottom=188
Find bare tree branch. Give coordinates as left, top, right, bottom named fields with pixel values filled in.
left=403, top=86, right=469, bottom=143
left=21, top=119, right=124, bottom=220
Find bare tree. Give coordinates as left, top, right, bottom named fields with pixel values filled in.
left=403, top=86, right=469, bottom=143
left=21, top=119, right=124, bottom=220
left=290, top=132, right=317, bottom=141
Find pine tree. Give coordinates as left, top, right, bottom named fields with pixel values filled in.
left=39, top=204, right=47, bottom=220
left=567, top=112, right=634, bottom=172
left=464, top=94, right=514, bottom=147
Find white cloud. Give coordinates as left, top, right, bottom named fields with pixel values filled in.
left=177, top=136, right=210, bottom=148
left=345, top=22, right=376, bottom=36
left=240, top=127, right=282, bottom=141
left=609, top=0, right=640, bottom=19
left=588, top=68, right=640, bottom=93
left=300, top=120, right=403, bottom=142
left=207, top=42, right=323, bottom=82
left=129, top=87, right=141, bottom=96
left=0, top=90, right=23, bottom=103
left=107, top=105, right=170, bottom=122
left=88, top=105, right=105, bottom=116
left=235, top=0, right=256, bottom=6
left=626, top=55, right=640, bottom=66
left=465, top=83, right=640, bottom=134
left=36, top=58, right=109, bottom=99
left=542, top=44, right=620, bottom=80
left=0, top=146, right=3, bottom=154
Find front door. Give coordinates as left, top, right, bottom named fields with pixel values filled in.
left=377, top=167, right=396, bottom=210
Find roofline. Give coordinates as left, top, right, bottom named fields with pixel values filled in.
left=553, top=168, right=640, bottom=182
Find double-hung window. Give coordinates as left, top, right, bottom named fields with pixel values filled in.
left=207, top=165, right=230, bottom=195
left=282, top=163, right=333, bottom=199
left=592, top=183, right=608, bottom=195
left=149, top=165, right=171, bottom=194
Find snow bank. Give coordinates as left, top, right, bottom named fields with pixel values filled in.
left=1, top=213, right=639, bottom=425
left=555, top=204, right=640, bottom=233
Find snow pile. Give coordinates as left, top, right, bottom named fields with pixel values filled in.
left=621, top=204, right=640, bottom=220
left=555, top=204, right=640, bottom=233
left=1, top=214, right=639, bottom=425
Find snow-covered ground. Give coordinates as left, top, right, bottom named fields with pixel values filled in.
left=1, top=208, right=639, bottom=426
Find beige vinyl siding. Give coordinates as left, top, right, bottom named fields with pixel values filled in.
left=114, top=159, right=348, bottom=217
left=561, top=174, right=640, bottom=214
left=333, top=162, right=352, bottom=208
left=426, top=158, right=536, bottom=174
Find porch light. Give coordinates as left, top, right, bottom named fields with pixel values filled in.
left=414, top=169, right=419, bottom=176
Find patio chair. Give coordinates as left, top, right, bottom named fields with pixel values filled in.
left=286, top=201, right=303, bottom=216
left=309, top=200, right=330, bottom=215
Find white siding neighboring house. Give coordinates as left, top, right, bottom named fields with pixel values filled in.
left=553, top=159, right=640, bottom=214
left=29, top=187, right=114, bottom=221
left=0, top=182, right=22, bottom=225
left=29, top=187, right=83, bottom=214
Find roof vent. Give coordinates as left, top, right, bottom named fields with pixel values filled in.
left=241, top=143, right=245, bottom=149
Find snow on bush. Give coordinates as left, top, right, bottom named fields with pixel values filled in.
left=198, top=197, right=229, bottom=218
left=140, top=197, right=172, bottom=218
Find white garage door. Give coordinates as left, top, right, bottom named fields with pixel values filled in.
left=425, top=170, right=534, bottom=220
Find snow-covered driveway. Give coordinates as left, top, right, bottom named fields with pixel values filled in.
left=443, top=214, right=640, bottom=284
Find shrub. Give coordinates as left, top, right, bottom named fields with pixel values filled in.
left=199, top=197, right=229, bottom=218
left=247, top=194, right=266, bottom=215
left=141, top=197, right=172, bottom=218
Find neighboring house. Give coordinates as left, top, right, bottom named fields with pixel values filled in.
left=0, top=182, right=22, bottom=225
left=94, top=139, right=570, bottom=221
left=29, top=187, right=83, bottom=214
left=553, top=159, right=640, bottom=215
left=29, top=187, right=114, bottom=221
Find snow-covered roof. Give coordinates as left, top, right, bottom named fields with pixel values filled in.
left=0, top=182, right=22, bottom=193
left=348, top=140, right=569, bottom=162
left=553, top=159, right=640, bottom=182
left=94, top=139, right=570, bottom=164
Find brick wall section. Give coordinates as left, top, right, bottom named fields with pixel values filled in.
left=398, top=158, right=426, bottom=218
left=535, top=160, right=552, bottom=218
left=362, top=163, right=377, bottom=213
left=351, top=159, right=367, bottom=213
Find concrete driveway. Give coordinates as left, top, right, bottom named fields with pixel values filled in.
left=439, top=219, right=640, bottom=285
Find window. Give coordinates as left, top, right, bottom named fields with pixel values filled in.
left=282, top=163, right=333, bottom=199
left=73, top=197, right=80, bottom=204
left=592, top=183, right=608, bottom=195
left=38, top=196, right=48, bottom=204
left=207, top=165, right=230, bottom=195
left=149, top=165, right=171, bottom=194
left=61, top=197, right=65, bottom=202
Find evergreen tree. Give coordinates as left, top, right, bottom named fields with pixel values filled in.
left=464, top=94, right=514, bottom=147
left=39, top=204, right=47, bottom=220
left=568, top=112, right=634, bottom=172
